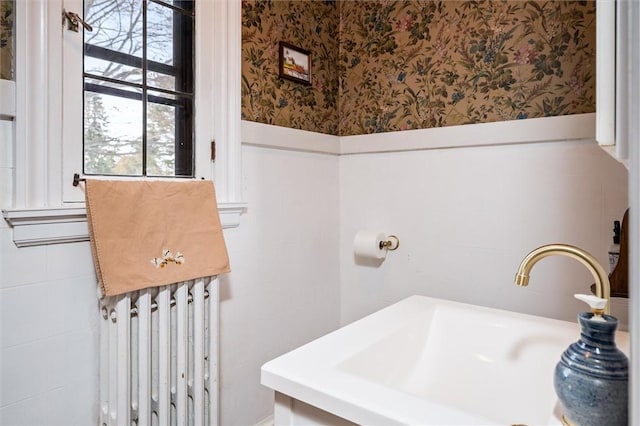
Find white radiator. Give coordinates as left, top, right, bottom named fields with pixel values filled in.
left=99, top=277, right=219, bottom=426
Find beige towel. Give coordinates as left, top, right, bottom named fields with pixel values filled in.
left=85, top=179, right=230, bottom=296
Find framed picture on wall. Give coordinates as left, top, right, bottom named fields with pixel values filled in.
left=279, top=41, right=312, bottom=86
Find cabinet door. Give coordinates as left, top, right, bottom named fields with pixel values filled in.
left=597, top=0, right=632, bottom=167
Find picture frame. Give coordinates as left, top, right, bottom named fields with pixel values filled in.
left=279, top=41, right=312, bottom=86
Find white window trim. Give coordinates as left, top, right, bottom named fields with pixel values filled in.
left=2, top=0, right=245, bottom=247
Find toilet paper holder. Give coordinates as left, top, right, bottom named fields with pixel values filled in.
left=379, top=235, right=400, bottom=251
left=353, top=231, right=400, bottom=260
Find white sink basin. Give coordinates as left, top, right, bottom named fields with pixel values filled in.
left=262, top=296, right=629, bottom=425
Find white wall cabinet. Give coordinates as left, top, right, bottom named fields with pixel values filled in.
left=597, top=0, right=636, bottom=168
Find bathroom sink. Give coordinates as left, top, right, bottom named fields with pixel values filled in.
left=261, top=296, right=629, bottom=425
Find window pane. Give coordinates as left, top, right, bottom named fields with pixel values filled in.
left=147, top=1, right=193, bottom=93
left=85, top=54, right=141, bottom=85
left=147, top=1, right=174, bottom=66
left=84, top=80, right=143, bottom=176
left=146, top=100, right=175, bottom=176
left=146, top=90, right=192, bottom=177
left=147, top=70, right=176, bottom=92
left=84, top=0, right=143, bottom=83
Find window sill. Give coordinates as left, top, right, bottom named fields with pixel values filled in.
left=2, top=203, right=247, bottom=247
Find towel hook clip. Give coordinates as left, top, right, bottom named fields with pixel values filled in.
left=73, top=173, right=86, bottom=187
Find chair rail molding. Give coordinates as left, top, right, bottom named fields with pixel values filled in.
left=242, top=114, right=596, bottom=156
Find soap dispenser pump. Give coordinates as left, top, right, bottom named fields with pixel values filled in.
left=554, top=294, right=628, bottom=426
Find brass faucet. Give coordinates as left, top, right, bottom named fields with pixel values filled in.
left=515, top=244, right=611, bottom=314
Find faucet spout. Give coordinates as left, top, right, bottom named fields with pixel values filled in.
left=514, top=244, right=611, bottom=314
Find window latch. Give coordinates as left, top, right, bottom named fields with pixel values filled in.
left=62, top=9, right=93, bottom=33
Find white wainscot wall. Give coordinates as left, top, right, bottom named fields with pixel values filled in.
left=0, top=142, right=341, bottom=426
left=243, top=115, right=629, bottom=425
left=0, top=230, right=100, bottom=425
left=244, top=115, right=629, bottom=330
left=339, top=136, right=629, bottom=328
left=213, top=143, right=341, bottom=426
left=0, top=114, right=629, bottom=426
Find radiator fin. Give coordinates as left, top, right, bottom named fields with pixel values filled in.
left=99, top=277, right=218, bottom=426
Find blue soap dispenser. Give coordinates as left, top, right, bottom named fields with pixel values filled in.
left=554, top=294, right=628, bottom=426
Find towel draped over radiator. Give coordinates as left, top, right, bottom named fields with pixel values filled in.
left=85, top=179, right=229, bottom=424
left=85, top=179, right=230, bottom=296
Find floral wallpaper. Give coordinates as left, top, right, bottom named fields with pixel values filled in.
left=242, top=0, right=340, bottom=135
left=242, top=0, right=596, bottom=137
left=0, top=0, right=13, bottom=80
left=339, top=1, right=595, bottom=135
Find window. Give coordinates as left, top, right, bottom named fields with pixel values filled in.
left=58, top=0, right=242, bottom=204
left=3, top=0, right=244, bottom=245
left=83, top=0, right=194, bottom=177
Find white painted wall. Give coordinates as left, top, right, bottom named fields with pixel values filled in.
left=0, top=141, right=341, bottom=425
left=0, top=233, right=99, bottom=425
left=218, top=145, right=340, bottom=425
left=339, top=139, right=629, bottom=328
left=0, top=117, right=629, bottom=425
